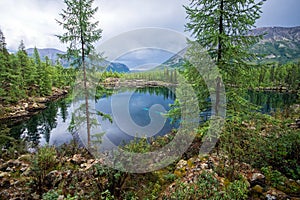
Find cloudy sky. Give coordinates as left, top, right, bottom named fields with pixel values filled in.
left=0, top=0, right=299, bottom=69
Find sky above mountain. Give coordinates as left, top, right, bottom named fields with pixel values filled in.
left=0, top=0, right=299, bottom=69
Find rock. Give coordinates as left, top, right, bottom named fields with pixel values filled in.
left=70, top=154, right=85, bottom=165
left=177, top=159, right=187, bottom=169
left=58, top=195, right=65, bottom=200
left=18, top=154, right=32, bottom=162
left=0, top=172, right=10, bottom=178
left=266, top=194, right=276, bottom=200
left=252, top=185, right=264, bottom=194
left=31, top=192, right=40, bottom=200
left=21, top=167, right=32, bottom=177
left=27, top=102, right=46, bottom=112
left=6, top=167, right=14, bottom=172
left=1, top=179, right=11, bottom=189
left=80, top=163, right=93, bottom=171
left=34, top=97, right=48, bottom=103
left=200, top=163, right=209, bottom=169
left=265, top=187, right=289, bottom=200
left=174, top=159, right=188, bottom=177
left=20, top=166, right=29, bottom=173
left=251, top=172, right=265, bottom=187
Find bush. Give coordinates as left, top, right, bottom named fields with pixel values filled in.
left=31, top=146, right=57, bottom=193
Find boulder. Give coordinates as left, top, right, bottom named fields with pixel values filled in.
left=265, top=187, right=289, bottom=200
left=250, top=172, right=266, bottom=187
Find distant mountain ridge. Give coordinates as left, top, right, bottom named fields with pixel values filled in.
left=250, top=26, right=300, bottom=42
left=250, top=26, right=300, bottom=63
left=26, top=48, right=130, bottom=73
left=158, top=26, right=300, bottom=69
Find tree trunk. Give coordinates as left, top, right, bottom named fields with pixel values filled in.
left=215, top=0, right=224, bottom=116
left=79, top=0, right=91, bottom=148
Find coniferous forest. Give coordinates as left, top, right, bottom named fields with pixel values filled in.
left=0, top=0, right=300, bottom=199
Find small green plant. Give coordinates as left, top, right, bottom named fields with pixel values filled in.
left=31, top=146, right=57, bottom=193
left=101, top=189, right=115, bottom=200
left=224, top=179, right=249, bottom=200
left=261, top=166, right=287, bottom=188
left=42, top=189, right=60, bottom=200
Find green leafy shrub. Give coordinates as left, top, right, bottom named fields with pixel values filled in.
left=31, top=146, right=57, bottom=193
left=42, top=189, right=60, bottom=200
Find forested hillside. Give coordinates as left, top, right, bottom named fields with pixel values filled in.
left=0, top=30, right=75, bottom=104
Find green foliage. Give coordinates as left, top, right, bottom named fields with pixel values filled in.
left=261, top=166, right=287, bottom=188
left=93, top=164, right=128, bottom=198
left=0, top=31, right=75, bottom=104
left=42, top=189, right=80, bottom=200
left=185, top=0, right=264, bottom=84
left=42, top=189, right=60, bottom=200
left=251, top=40, right=300, bottom=64
left=247, top=62, right=300, bottom=91
left=224, top=179, right=249, bottom=200
left=164, top=171, right=248, bottom=200
left=56, top=0, right=102, bottom=66
left=123, top=69, right=177, bottom=83
left=31, top=146, right=57, bottom=193
left=121, top=137, right=151, bottom=153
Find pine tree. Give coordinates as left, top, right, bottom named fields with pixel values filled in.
left=17, top=40, right=36, bottom=93
left=0, top=28, right=9, bottom=100
left=0, top=29, right=8, bottom=55
left=56, top=0, right=102, bottom=147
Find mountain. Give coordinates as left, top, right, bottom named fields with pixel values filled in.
left=26, top=48, right=130, bottom=72
left=26, top=48, right=65, bottom=61
left=106, top=62, right=130, bottom=73
left=250, top=26, right=300, bottom=63
left=156, top=26, right=300, bottom=70
left=154, top=48, right=187, bottom=70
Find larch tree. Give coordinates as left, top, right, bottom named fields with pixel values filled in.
left=184, top=0, right=266, bottom=180
left=184, top=0, right=265, bottom=113
left=56, top=0, right=102, bottom=147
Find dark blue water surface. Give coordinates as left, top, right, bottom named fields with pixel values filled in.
left=2, top=87, right=176, bottom=148
left=1, top=89, right=298, bottom=148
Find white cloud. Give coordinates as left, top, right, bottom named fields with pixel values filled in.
left=0, top=0, right=299, bottom=52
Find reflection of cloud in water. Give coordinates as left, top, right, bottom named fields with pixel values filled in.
left=47, top=105, right=74, bottom=146
left=94, top=88, right=175, bottom=150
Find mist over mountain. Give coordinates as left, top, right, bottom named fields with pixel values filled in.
left=26, top=48, right=130, bottom=72
left=24, top=26, right=300, bottom=72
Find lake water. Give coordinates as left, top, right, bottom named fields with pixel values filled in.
left=4, top=87, right=177, bottom=148
left=2, top=89, right=298, bottom=148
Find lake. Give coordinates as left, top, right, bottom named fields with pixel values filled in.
left=3, top=87, right=177, bottom=149
left=1, top=89, right=298, bottom=149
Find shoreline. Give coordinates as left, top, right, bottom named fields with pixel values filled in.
left=0, top=87, right=70, bottom=121
left=101, top=77, right=177, bottom=89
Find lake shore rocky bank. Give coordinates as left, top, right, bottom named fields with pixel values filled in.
left=0, top=87, right=70, bottom=121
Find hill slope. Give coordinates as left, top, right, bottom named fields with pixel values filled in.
left=26, top=48, right=130, bottom=72
left=157, top=26, right=300, bottom=70
left=250, top=26, right=300, bottom=63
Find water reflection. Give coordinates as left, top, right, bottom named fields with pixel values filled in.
left=5, top=99, right=71, bottom=147
left=94, top=87, right=176, bottom=150
left=2, top=89, right=298, bottom=148
left=247, top=91, right=298, bottom=114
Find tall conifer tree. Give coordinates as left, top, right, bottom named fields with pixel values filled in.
left=56, top=0, right=102, bottom=146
